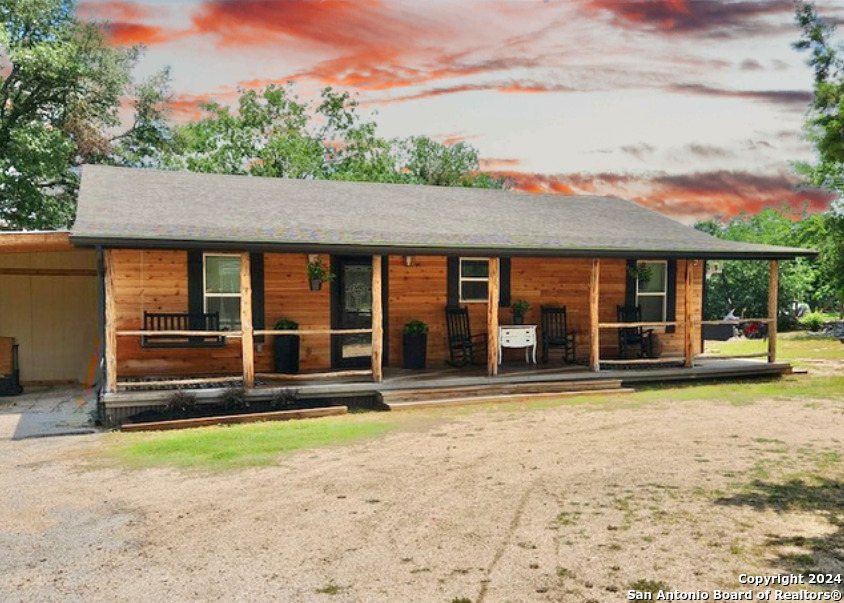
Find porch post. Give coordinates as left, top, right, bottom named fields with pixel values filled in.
left=589, top=258, right=600, bottom=372
left=768, top=259, right=778, bottom=363
left=487, top=257, right=500, bottom=377
left=240, top=252, right=255, bottom=389
left=371, top=255, right=383, bottom=382
left=684, top=260, right=694, bottom=368
left=104, top=249, right=117, bottom=394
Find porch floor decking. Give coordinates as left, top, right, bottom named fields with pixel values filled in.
left=103, top=358, right=792, bottom=411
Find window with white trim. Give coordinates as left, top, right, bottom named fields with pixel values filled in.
left=636, top=260, right=668, bottom=322
left=459, top=257, right=489, bottom=302
left=204, top=254, right=241, bottom=329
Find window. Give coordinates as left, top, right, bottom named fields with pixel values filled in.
left=636, top=260, right=668, bottom=322
left=459, top=258, right=489, bottom=302
left=204, top=254, right=241, bottom=329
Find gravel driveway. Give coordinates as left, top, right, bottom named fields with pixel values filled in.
left=1, top=393, right=842, bottom=602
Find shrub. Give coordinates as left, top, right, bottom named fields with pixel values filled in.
left=270, top=388, right=300, bottom=410
left=799, top=311, right=826, bottom=332
left=220, top=387, right=248, bottom=411
left=165, top=389, right=197, bottom=414
left=274, top=318, right=299, bottom=330
left=403, top=320, right=428, bottom=335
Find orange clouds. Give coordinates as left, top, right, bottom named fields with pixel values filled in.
left=191, top=0, right=427, bottom=51
left=102, top=22, right=184, bottom=46
left=80, top=1, right=187, bottom=45
left=486, top=170, right=835, bottom=222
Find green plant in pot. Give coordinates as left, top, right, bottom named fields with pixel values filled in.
left=306, top=258, right=335, bottom=291
left=273, top=318, right=300, bottom=374
left=402, top=320, right=428, bottom=369
left=627, top=262, right=653, bottom=285
left=512, top=299, right=530, bottom=325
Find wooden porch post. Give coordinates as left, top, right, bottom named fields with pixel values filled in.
left=684, top=260, right=695, bottom=368
left=589, top=258, right=600, bottom=372
left=487, top=257, right=500, bottom=377
left=371, top=255, right=384, bottom=382
left=240, top=252, right=254, bottom=389
left=104, top=249, right=117, bottom=394
left=768, top=260, right=778, bottom=363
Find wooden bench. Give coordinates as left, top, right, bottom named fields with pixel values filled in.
left=141, top=312, right=226, bottom=348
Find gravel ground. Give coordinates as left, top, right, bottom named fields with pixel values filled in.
left=1, top=391, right=843, bottom=603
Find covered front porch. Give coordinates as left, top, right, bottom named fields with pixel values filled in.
left=102, top=252, right=784, bottom=394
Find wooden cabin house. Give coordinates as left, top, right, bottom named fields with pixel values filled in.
left=70, top=165, right=814, bottom=419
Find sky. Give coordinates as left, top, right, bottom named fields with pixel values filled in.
left=76, top=0, right=844, bottom=224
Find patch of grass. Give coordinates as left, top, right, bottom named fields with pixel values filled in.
left=630, top=578, right=670, bottom=594
left=706, top=332, right=842, bottom=368
left=556, top=566, right=575, bottom=578
left=315, top=582, right=348, bottom=595
left=631, top=375, right=844, bottom=406
left=451, top=598, right=472, bottom=603
left=556, top=510, right=582, bottom=526
left=110, top=416, right=395, bottom=470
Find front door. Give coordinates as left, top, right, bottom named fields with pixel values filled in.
left=331, top=256, right=373, bottom=369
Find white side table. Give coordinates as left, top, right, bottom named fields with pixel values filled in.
left=498, top=325, right=537, bottom=365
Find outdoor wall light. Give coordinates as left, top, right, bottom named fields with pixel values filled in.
left=404, top=255, right=414, bottom=267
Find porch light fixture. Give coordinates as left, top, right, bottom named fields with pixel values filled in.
left=404, top=255, right=414, bottom=267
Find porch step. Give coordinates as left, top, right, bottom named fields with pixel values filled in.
left=380, top=378, right=630, bottom=410
left=384, top=388, right=633, bottom=411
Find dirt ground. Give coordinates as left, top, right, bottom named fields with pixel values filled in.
left=1, top=391, right=843, bottom=603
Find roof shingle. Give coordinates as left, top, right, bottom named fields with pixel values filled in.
left=70, top=165, right=813, bottom=259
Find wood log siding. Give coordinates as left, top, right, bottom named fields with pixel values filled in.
left=108, top=251, right=704, bottom=377
left=110, top=249, right=332, bottom=377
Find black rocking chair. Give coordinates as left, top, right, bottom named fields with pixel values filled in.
left=617, top=305, right=654, bottom=359
left=540, top=305, right=576, bottom=364
left=445, top=306, right=488, bottom=367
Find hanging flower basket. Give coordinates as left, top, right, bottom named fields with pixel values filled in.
left=306, top=258, right=335, bottom=292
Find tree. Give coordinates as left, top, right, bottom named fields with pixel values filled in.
left=160, top=83, right=504, bottom=188
left=792, top=1, right=844, bottom=314
left=0, top=0, right=171, bottom=230
left=695, top=207, right=822, bottom=325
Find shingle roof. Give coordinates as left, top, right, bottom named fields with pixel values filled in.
left=71, top=165, right=813, bottom=259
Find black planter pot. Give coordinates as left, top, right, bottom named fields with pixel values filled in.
left=273, top=335, right=300, bottom=374
left=513, top=314, right=525, bottom=325
left=309, top=279, right=322, bottom=291
left=402, top=333, right=427, bottom=369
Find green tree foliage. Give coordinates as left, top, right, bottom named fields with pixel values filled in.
left=695, top=208, right=823, bottom=325
left=792, top=1, right=844, bottom=314
left=0, top=0, right=171, bottom=230
left=159, top=84, right=504, bottom=188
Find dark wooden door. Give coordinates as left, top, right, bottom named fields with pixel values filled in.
left=331, top=256, right=373, bottom=369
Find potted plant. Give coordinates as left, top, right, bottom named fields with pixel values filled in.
left=273, top=318, right=300, bottom=374
left=512, top=299, right=530, bottom=325
left=627, top=262, right=653, bottom=285
left=402, top=320, right=428, bottom=369
left=307, top=258, right=335, bottom=291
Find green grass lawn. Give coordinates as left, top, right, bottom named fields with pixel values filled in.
left=704, top=331, right=842, bottom=369
left=111, top=415, right=396, bottom=470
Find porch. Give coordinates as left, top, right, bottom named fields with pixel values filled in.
left=102, top=252, right=782, bottom=394
left=100, top=356, right=792, bottom=424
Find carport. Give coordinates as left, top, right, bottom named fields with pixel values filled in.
left=0, top=232, right=99, bottom=387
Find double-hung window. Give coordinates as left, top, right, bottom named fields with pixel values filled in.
left=636, top=260, right=668, bottom=322
left=204, top=254, right=241, bottom=329
left=459, top=258, right=489, bottom=302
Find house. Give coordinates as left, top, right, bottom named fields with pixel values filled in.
left=69, top=165, right=813, bottom=419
